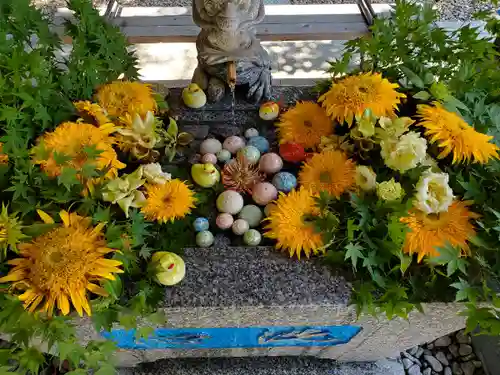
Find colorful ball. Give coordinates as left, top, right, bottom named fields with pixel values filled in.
left=279, top=142, right=306, bottom=163
left=252, top=182, right=278, bottom=206
left=238, top=205, right=263, bottom=228
left=259, top=101, right=280, bottom=121
left=216, top=190, right=244, bottom=214
left=196, top=230, right=214, bottom=247
left=247, top=136, right=270, bottom=153
left=223, top=136, right=246, bottom=154
left=216, top=149, right=232, bottom=162
left=244, top=128, right=259, bottom=138
left=272, top=172, right=297, bottom=193
left=193, top=217, right=209, bottom=232
left=259, top=153, right=283, bottom=174
left=243, top=229, right=262, bottom=246
left=201, top=153, right=217, bottom=164
left=232, top=219, right=249, bottom=235
left=238, top=145, right=261, bottom=164
left=200, top=138, right=222, bottom=155
left=216, top=213, right=234, bottom=230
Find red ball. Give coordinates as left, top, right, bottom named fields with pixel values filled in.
left=279, top=143, right=306, bottom=163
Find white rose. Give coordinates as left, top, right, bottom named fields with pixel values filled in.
left=414, top=170, right=454, bottom=214
left=355, top=165, right=377, bottom=191
left=142, top=163, right=171, bottom=185
left=380, top=131, right=427, bottom=173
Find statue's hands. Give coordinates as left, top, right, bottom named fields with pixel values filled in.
left=247, top=68, right=272, bottom=103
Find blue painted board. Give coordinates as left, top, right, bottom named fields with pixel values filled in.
left=102, top=325, right=362, bottom=350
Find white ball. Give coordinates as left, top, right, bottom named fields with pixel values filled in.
left=244, top=128, right=259, bottom=138
left=223, top=136, right=246, bottom=154
left=238, top=205, right=263, bottom=228
left=200, top=138, right=222, bottom=155
left=217, top=149, right=232, bottom=162
left=216, top=190, right=244, bottom=215
left=232, top=219, right=249, bottom=235
left=201, top=153, right=217, bottom=164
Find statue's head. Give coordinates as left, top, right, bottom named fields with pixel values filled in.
left=195, top=0, right=261, bottom=31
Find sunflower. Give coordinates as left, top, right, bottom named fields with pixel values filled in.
left=276, top=101, right=333, bottom=149
left=400, top=201, right=479, bottom=262
left=417, top=103, right=499, bottom=164
left=95, top=81, right=157, bottom=119
left=73, top=101, right=110, bottom=126
left=0, top=210, right=123, bottom=317
left=299, top=150, right=356, bottom=198
left=33, top=122, right=125, bottom=181
left=264, top=188, right=323, bottom=259
left=0, top=143, right=8, bottom=165
left=141, top=179, right=196, bottom=223
left=319, top=72, right=405, bottom=127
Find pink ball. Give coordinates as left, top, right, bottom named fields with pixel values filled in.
left=223, top=136, right=245, bottom=154
left=216, top=213, right=234, bottom=230
left=252, top=182, right=278, bottom=206
left=259, top=153, right=283, bottom=174
left=201, top=153, right=217, bottom=164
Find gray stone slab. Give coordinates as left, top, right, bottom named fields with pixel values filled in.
left=118, top=357, right=404, bottom=375
left=471, top=334, right=500, bottom=375
left=162, top=246, right=351, bottom=308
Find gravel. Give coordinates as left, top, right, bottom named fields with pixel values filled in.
left=401, top=330, right=484, bottom=375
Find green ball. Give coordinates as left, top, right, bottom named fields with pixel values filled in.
left=243, top=229, right=262, bottom=246
left=196, top=230, right=214, bottom=248
left=238, top=205, right=263, bottom=228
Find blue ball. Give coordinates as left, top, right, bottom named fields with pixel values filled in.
left=193, top=217, right=209, bottom=232
left=272, top=172, right=297, bottom=193
left=247, top=136, right=270, bottom=153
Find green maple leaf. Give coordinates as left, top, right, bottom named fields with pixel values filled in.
left=451, top=278, right=478, bottom=302
left=428, top=243, right=468, bottom=277
left=345, top=242, right=365, bottom=272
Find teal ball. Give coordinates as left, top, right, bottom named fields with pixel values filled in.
left=238, top=145, right=261, bottom=164
left=272, top=172, right=297, bottom=193
left=248, top=136, right=270, bottom=153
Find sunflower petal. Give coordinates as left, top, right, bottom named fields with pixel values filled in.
left=86, top=283, right=109, bottom=297
left=57, top=294, right=70, bottom=316
left=69, top=288, right=83, bottom=317
left=37, top=209, right=54, bottom=224
left=59, top=210, right=70, bottom=227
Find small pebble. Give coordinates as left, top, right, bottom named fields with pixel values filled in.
left=461, top=354, right=475, bottom=362
left=403, top=358, right=414, bottom=369
left=447, top=354, right=453, bottom=361
left=436, top=351, right=449, bottom=366
left=456, top=330, right=471, bottom=345
left=461, top=361, right=475, bottom=375
left=408, top=364, right=423, bottom=375
left=449, top=344, right=459, bottom=358
left=423, top=369, right=432, bottom=375
left=403, top=351, right=421, bottom=366
left=416, top=347, right=424, bottom=358
left=424, top=349, right=433, bottom=357
left=459, top=344, right=473, bottom=357
left=472, top=361, right=482, bottom=369
left=408, top=347, right=419, bottom=356
left=452, top=361, right=464, bottom=375
left=425, top=355, right=444, bottom=372
left=427, top=343, right=434, bottom=350
left=445, top=367, right=452, bottom=375
left=435, top=336, right=452, bottom=347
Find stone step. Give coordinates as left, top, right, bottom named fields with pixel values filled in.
left=118, top=357, right=405, bottom=375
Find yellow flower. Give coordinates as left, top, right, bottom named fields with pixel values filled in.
left=276, top=101, right=333, bottom=149
left=380, top=131, right=427, bottom=173
left=264, top=188, right=324, bottom=259
left=0, top=143, right=8, bottom=165
left=95, top=81, right=157, bottom=118
left=299, top=150, right=356, bottom=198
left=141, top=179, right=196, bottom=223
left=73, top=101, right=110, bottom=126
left=400, top=201, right=479, bottom=262
left=33, top=122, right=125, bottom=181
left=376, top=116, right=414, bottom=141
left=319, top=72, right=405, bottom=127
left=317, top=134, right=354, bottom=154
left=0, top=210, right=123, bottom=317
left=355, top=165, right=377, bottom=191
left=356, top=110, right=378, bottom=138
left=417, top=103, right=499, bottom=164
left=414, top=170, right=454, bottom=214
left=376, top=178, right=404, bottom=201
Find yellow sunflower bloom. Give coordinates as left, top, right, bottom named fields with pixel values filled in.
left=0, top=143, right=8, bottom=165
left=0, top=210, right=123, bottom=317
left=276, top=101, right=333, bottom=149
left=417, top=103, right=499, bottom=164
left=73, top=101, right=111, bottom=126
left=400, top=201, right=479, bottom=263
left=33, top=122, right=125, bottom=181
left=95, top=81, right=157, bottom=118
left=264, top=188, right=324, bottom=259
left=319, top=72, right=405, bottom=126
left=299, top=150, right=356, bottom=198
left=141, top=179, right=196, bottom=223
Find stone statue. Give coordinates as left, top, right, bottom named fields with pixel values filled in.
left=191, top=0, right=272, bottom=103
